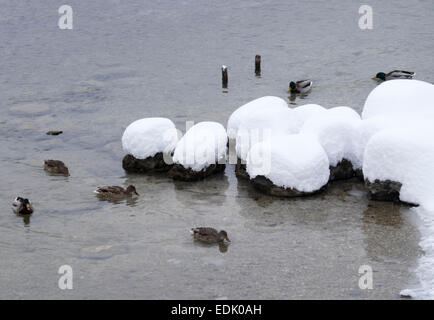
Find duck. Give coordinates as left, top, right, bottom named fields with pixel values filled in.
left=12, top=197, right=34, bottom=215
left=44, top=160, right=69, bottom=176
left=94, top=185, right=139, bottom=200
left=373, top=70, right=415, bottom=81
left=191, top=227, right=230, bottom=244
left=288, top=80, right=313, bottom=94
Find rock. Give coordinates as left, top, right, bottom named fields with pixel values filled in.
left=122, top=153, right=173, bottom=173
left=46, top=130, right=63, bottom=136
left=235, top=158, right=249, bottom=179
left=329, top=158, right=356, bottom=181
left=365, top=179, right=411, bottom=204
left=251, top=175, right=325, bottom=197
left=168, top=164, right=225, bottom=181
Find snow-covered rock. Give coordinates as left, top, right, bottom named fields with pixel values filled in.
left=169, top=121, right=227, bottom=180
left=363, top=127, right=434, bottom=209
left=121, top=117, right=179, bottom=172
left=362, top=79, right=434, bottom=120
left=292, top=104, right=327, bottom=125
left=246, top=134, right=330, bottom=196
left=299, top=107, right=362, bottom=180
left=122, top=117, right=178, bottom=159
left=227, top=96, right=289, bottom=140
left=235, top=107, right=300, bottom=162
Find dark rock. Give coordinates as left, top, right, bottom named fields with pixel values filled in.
left=251, top=175, right=325, bottom=197
left=329, top=158, right=356, bottom=181
left=354, top=168, right=364, bottom=181
left=235, top=158, right=250, bottom=179
left=46, top=130, right=63, bottom=136
left=168, top=164, right=226, bottom=181
left=122, top=153, right=173, bottom=173
left=365, top=179, right=408, bottom=203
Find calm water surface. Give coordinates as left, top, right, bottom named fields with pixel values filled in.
left=0, top=0, right=433, bottom=299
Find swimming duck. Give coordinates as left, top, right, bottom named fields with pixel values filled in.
left=373, top=70, right=415, bottom=81
left=288, top=80, right=313, bottom=94
left=191, top=227, right=230, bottom=244
left=44, top=160, right=69, bottom=176
left=94, top=185, right=139, bottom=200
left=12, top=197, right=34, bottom=215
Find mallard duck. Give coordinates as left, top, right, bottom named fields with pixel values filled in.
left=191, top=227, right=230, bottom=244
left=12, top=197, right=34, bottom=215
left=94, top=185, right=139, bottom=200
left=44, top=160, right=69, bottom=176
left=373, top=70, right=415, bottom=81
left=288, top=80, right=312, bottom=94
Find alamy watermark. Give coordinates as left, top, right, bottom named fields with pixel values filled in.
left=359, top=5, right=373, bottom=30
left=58, top=5, right=73, bottom=30
left=358, top=265, right=373, bottom=290
left=58, top=265, right=73, bottom=290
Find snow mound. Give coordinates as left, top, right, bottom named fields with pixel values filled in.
left=246, top=134, right=330, bottom=192
left=363, top=127, right=434, bottom=210
left=292, top=104, right=327, bottom=125
left=362, top=80, right=434, bottom=120
left=172, top=121, right=227, bottom=171
left=235, top=107, right=301, bottom=161
left=122, top=117, right=178, bottom=159
left=227, top=96, right=289, bottom=139
left=300, top=107, right=362, bottom=168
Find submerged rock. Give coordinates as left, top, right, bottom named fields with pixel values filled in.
left=122, top=153, right=173, bottom=173
left=168, top=163, right=225, bottom=181
left=46, top=130, right=63, bottom=136
left=251, top=175, right=325, bottom=197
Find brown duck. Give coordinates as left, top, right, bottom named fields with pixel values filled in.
left=192, top=227, right=230, bottom=244
left=94, top=185, right=139, bottom=200
left=44, top=160, right=69, bottom=176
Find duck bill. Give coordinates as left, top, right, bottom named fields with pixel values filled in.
left=135, top=192, right=139, bottom=196
left=288, top=88, right=292, bottom=93
left=225, top=236, right=231, bottom=242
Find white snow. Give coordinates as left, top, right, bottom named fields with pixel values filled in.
left=122, top=117, right=179, bottom=159
left=246, top=133, right=330, bottom=192
left=227, top=96, right=289, bottom=139
left=300, top=107, right=362, bottom=168
left=362, top=79, right=434, bottom=120
left=361, top=80, right=434, bottom=300
left=172, top=121, right=227, bottom=171
left=235, top=107, right=301, bottom=161
left=402, top=206, right=434, bottom=300
left=292, top=104, right=327, bottom=125
left=363, top=127, right=434, bottom=210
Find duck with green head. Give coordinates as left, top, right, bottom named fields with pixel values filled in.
left=373, top=70, right=415, bottom=81
left=288, top=80, right=312, bottom=94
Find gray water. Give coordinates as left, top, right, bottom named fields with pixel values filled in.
left=0, top=0, right=432, bottom=299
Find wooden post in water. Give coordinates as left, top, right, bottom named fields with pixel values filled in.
left=222, top=65, right=228, bottom=88
left=255, top=55, right=261, bottom=76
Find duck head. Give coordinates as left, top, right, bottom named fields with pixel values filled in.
left=288, top=81, right=296, bottom=93
left=374, top=72, right=386, bottom=81
left=126, top=185, right=139, bottom=196
left=12, top=197, right=33, bottom=215
left=219, top=230, right=230, bottom=243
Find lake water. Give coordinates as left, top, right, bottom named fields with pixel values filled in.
left=0, top=0, right=433, bottom=299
